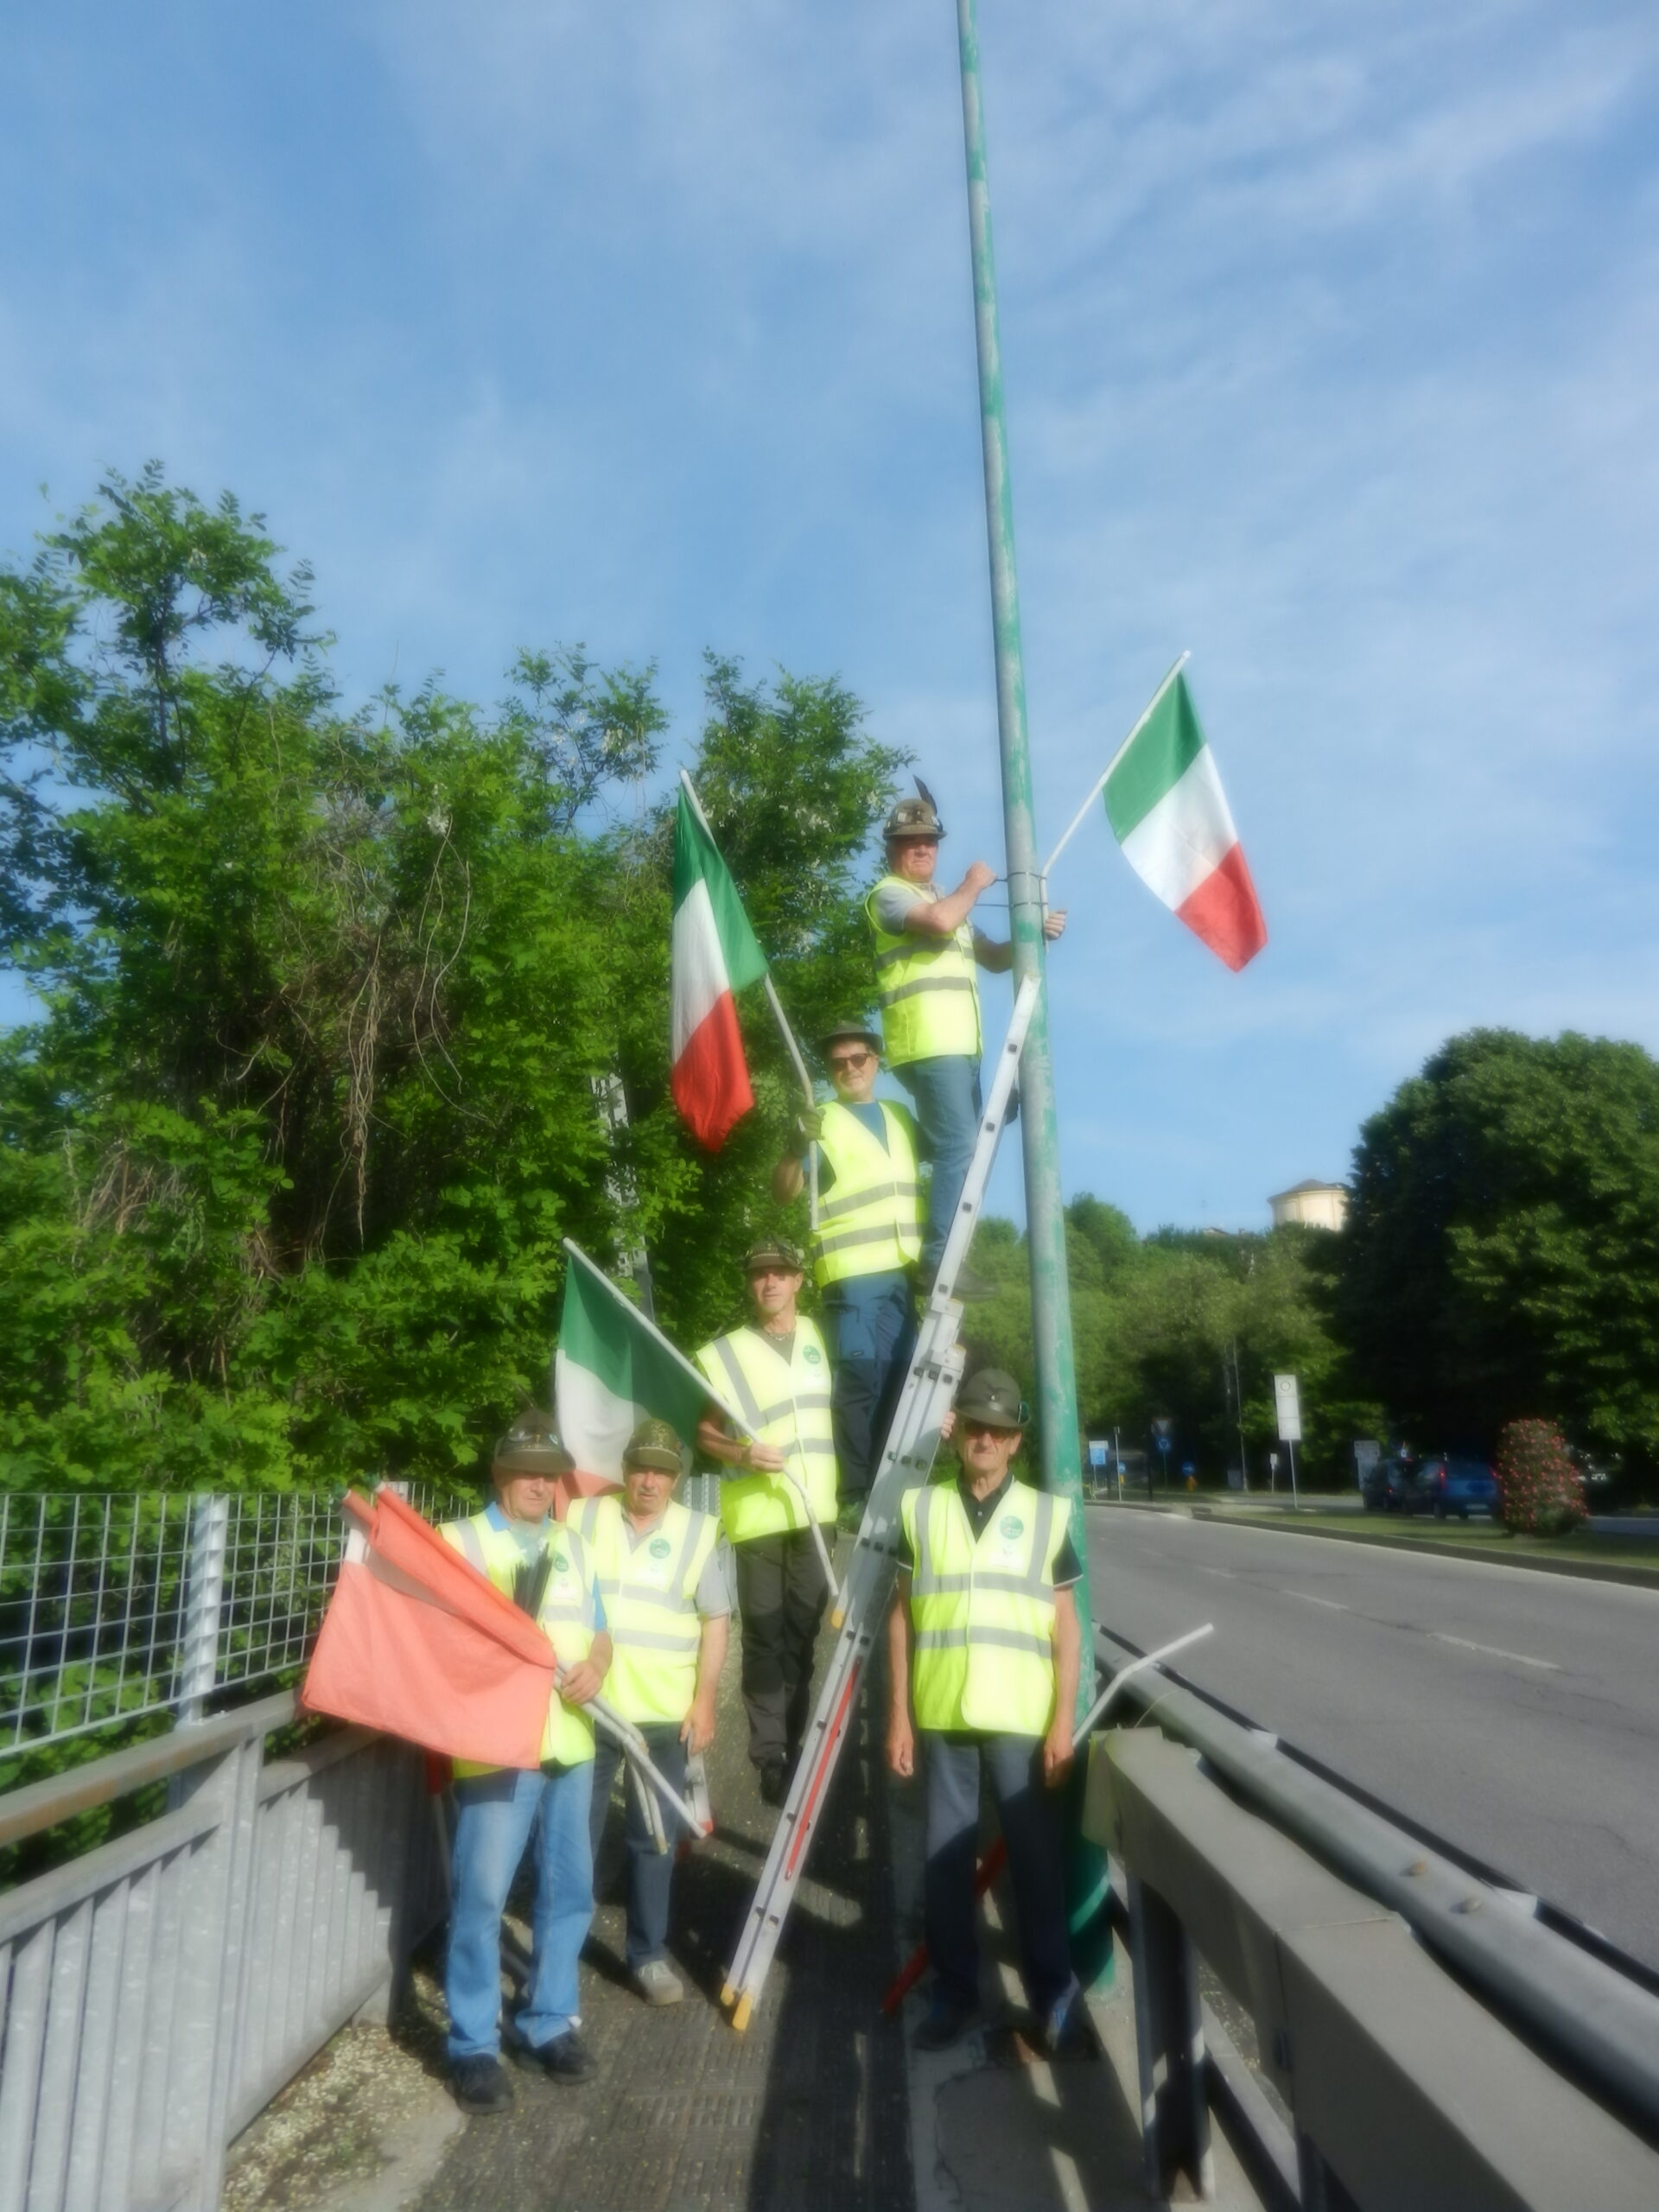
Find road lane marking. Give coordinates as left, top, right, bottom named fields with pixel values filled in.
left=1199, top=1567, right=1236, bottom=1580
left=1430, top=1632, right=1560, bottom=1672
left=1283, top=1589, right=1350, bottom=1611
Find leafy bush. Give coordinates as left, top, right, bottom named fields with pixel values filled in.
left=1495, top=1418, right=1586, bottom=1537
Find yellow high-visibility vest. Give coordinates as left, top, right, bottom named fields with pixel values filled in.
left=567, top=1493, right=719, bottom=1727
left=864, top=874, right=982, bottom=1067
left=812, top=1099, right=923, bottom=1287
left=696, top=1318, right=838, bottom=1544
left=901, top=1478, right=1065, bottom=1735
left=441, top=1508, right=599, bottom=1772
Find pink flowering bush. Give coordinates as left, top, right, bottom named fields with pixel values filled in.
left=1495, top=1419, right=1586, bottom=1537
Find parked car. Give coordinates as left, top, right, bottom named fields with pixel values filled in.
left=1359, top=1456, right=1416, bottom=1513
left=1403, top=1455, right=1497, bottom=1521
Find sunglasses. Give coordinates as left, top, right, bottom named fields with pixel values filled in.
left=960, top=1419, right=1015, bottom=1440
left=829, top=1051, right=874, bottom=1072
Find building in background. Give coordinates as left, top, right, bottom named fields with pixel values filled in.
left=1268, top=1179, right=1348, bottom=1232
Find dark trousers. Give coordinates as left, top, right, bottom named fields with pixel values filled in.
left=821, top=1268, right=917, bottom=1499
left=894, top=1055, right=982, bottom=1274
left=733, top=1529, right=830, bottom=1766
left=921, top=1730, right=1074, bottom=2023
left=588, top=1721, right=687, bottom=1970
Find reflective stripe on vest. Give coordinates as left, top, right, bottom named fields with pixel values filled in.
left=902, top=1481, right=1063, bottom=1735
left=864, top=876, right=982, bottom=1067
left=696, top=1319, right=839, bottom=1544
left=811, top=1100, right=923, bottom=1287
left=440, top=1509, right=598, bottom=1771
left=568, top=1495, right=718, bottom=1726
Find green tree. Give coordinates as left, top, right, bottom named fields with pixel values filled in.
left=1332, top=1030, right=1659, bottom=1475
left=0, top=471, right=904, bottom=1488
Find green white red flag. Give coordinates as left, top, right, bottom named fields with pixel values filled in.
left=671, top=783, right=769, bottom=1149
left=1103, top=669, right=1267, bottom=972
left=555, top=1240, right=741, bottom=1486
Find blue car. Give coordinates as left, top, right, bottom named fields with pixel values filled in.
left=1405, top=1456, right=1497, bottom=1520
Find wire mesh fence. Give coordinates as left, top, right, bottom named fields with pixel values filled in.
left=0, top=1482, right=465, bottom=1758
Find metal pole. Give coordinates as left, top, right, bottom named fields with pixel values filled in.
left=954, top=0, right=1090, bottom=1694
left=955, top=3, right=1108, bottom=1987
left=1287, top=1435, right=1300, bottom=1510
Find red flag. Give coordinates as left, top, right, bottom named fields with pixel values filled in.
left=301, top=1489, right=558, bottom=1770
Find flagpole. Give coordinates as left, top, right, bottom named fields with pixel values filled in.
left=562, top=1239, right=747, bottom=1436
left=678, top=770, right=821, bottom=1234
left=1040, top=652, right=1190, bottom=882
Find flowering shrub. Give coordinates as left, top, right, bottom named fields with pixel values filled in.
left=1495, top=1419, right=1586, bottom=1537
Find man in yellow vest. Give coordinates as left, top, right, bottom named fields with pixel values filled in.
left=695, top=1238, right=839, bottom=1805
left=772, top=1020, right=921, bottom=1503
left=438, top=1412, right=612, bottom=2114
left=569, top=1418, right=729, bottom=2007
left=865, top=788, right=1065, bottom=1295
left=886, top=1369, right=1085, bottom=2053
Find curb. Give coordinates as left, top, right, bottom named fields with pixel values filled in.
left=1085, top=1497, right=1659, bottom=1592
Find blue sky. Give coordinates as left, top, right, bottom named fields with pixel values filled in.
left=3, top=2, right=1656, bottom=1233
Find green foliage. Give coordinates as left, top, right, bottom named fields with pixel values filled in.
left=1495, top=1417, right=1587, bottom=1538
left=0, top=472, right=905, bottom=1490
left=1332, top=1030, right=1659, bottom=1474
left=964, top=1203, right=1373, bottom=1486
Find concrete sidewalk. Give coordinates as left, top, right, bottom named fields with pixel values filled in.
left=226, top=1576, right=1260, bottom=2212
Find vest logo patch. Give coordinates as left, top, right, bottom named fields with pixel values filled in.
left=804, top=1344, right=822, bottom=1364
left=999, top=1515, right=1024, bottom=1539
left=551, top=1550, right=569, bottom=1573
left=649, top=1535, right=672, bottom=1560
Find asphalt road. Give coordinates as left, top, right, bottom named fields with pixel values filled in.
left=1084, top=1506, right=1659, bottom=1974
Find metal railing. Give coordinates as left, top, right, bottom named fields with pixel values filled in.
left=0, top=1691, right=445, bottom=2212
left=1090, top=1628, right=1659, bottom=2209
left=1, top=1484, right=464, bottom=1758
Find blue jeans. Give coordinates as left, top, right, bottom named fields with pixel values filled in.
left=446, top=1759, right=594, bottom=2060
left=922, top=1732, right=1074, bottom=2024
left=820, top=1269, right=917, bottom=1497
left=589, top=1723, right=688, bottom=1969
left=895, top=1055, right=982, bottom=1274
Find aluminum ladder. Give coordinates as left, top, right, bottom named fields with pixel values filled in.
left=721, top=973, right=1039, bottom=2029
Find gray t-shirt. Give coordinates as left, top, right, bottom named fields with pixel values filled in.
left=873, top=878, right=930, bottom=933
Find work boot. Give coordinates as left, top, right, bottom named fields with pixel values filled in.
left=634, top=1958, right=685, bottom=2006
left=522, top=2027, right=594, bottom=2084
left=450, top=2055, right=513, bottom=2114
left=759, top=1757, right=788, bottom=1806
left=913, top=1995, right=975, bottom=2052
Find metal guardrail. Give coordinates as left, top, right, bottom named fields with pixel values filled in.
left=0, top=1689, right=445, bottom=2212
left=1090, top=1725, right=1659, bottom=2212
left=1, top=1484, right=464, bottom=1758
left=1093, top=1626, right=1659, bottom=2148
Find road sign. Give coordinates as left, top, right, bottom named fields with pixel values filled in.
left=1353, top=1438, right=1381, bottom=1476
left=1181, top=1461, right=1195, bottom=1478
left=1088, top=1439, right=1108, bottom=1470
left=1274, top=1373, right=1302, bottom=1443
left=1155, top=1436, right=1171, bottom=1456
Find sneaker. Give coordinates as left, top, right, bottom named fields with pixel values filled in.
left=450, top=2054, right=513, bottom=2114
left=759, top=1758, right=788, bottom=1806
left=913, top=1997, right=974, bottom=2052
left=1041, top=1986, right=1099, bottom=2060
left=522, top=2027, right=594, bottom=2084
left=634, top=1959, right=685, bottom=2006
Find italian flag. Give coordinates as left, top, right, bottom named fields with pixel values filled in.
left=1103, top=668, right=1267, bottom=972
left=671, top=781, right=770, bottom=1149
left=555, top=1240, right=738, bottom=1486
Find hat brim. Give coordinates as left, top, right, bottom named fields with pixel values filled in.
left=954, top=1410, right=1024, bottom=1433
left=623, top=1449, right=683, bottom=1474
left=745, top=1254, right=804, bottom=1274
left=494, top=1452, right=576, bottom=1478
